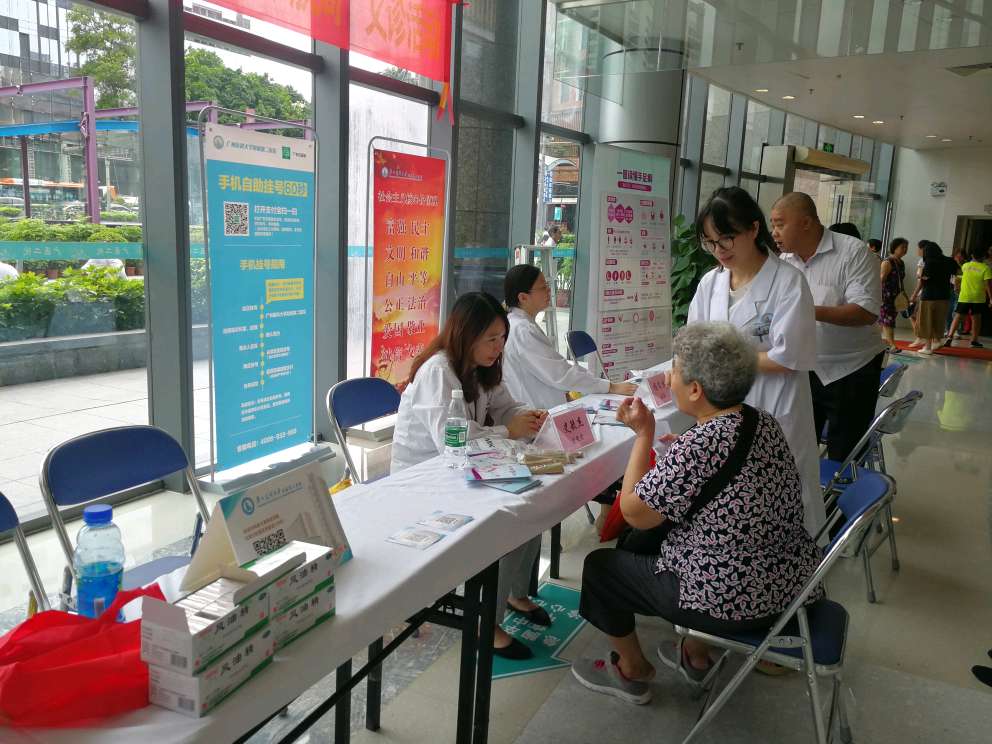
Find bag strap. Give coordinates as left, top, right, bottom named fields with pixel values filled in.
left=677, top=404, right=759, bottom=528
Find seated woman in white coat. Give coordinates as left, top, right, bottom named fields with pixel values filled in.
left=391, top=291, right=549, bottom=660
left=501, top=264, right=636, bottom=410
left=687, top=187, right=825, bottom=538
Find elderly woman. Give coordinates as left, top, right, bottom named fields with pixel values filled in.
left=571, top=322, right=823, bottom=705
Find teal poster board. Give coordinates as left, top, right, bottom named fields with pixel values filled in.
left=203, top=123, right=315, bottom=470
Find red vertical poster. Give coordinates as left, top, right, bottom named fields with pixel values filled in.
left=370, top=149, right=446, bottom=384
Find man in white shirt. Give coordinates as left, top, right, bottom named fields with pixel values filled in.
left=542, top=224, right=562, bottom=248
left=0, top=262, right=18, bottom=282
left=771, top=193, right=887, bottom=462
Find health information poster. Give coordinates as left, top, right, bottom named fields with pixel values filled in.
left=370, top=149, right=446, bottom=384
left=204, top=123, right=315, bottom=470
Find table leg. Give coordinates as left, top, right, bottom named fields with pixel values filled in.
left=550, top=523, right=562, bottom=579
left=366, top=637, right=383, bottom=731
left=473, top=561, right=499, bottom=744
left=455, top=572, right=481, bottom=744
left=335, top=660, right=352, bottom=743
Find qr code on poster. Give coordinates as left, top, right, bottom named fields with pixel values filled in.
left=252, top=528, right=286, bottom=556
left=223, top=201, right=249, bottom=236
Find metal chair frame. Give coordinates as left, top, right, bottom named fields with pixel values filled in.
left=677, top=472, right=895, bottom=744
left=0, top=491, right=50, bottom=612
left=39, top=424, right=210, bottom=608
left=821, top=391, right=921, bottom=601
left=878, top=361, right=907, bottom=398
left=325, top=377, right=401, bottom=485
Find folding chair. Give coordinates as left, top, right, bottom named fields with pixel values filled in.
left=40, top=425, right=210, bottom=608
left=326, top=377, right=402, bottom=732
left=326, top=377, right=401, bottom=484
left=820, top=390, right=921, bottom=601
left=566, top=330, right=607, bottom=377
left=678, top=470, right=895, bottom=744
left=0, top=490, right=50, bottom=613
left=878, top=361, right=907, bottom=398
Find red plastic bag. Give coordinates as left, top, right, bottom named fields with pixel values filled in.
left=599, top=448, right=658, bottom=542
left=0, top=583, right=164, bottom=727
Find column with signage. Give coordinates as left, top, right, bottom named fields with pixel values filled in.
left=203, top=123, right=316, bottom=471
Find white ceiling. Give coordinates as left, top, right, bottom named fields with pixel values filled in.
left=695, top=45, right=992, bottom=151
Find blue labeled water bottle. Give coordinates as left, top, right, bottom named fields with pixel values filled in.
left=73, top=504, right=125, bottom=618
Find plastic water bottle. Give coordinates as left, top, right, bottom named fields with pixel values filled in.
left=73, top=504, right=125, bottom=618
left=443, top=388, right=469, bottom=468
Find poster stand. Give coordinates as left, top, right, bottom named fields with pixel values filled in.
left=196, top=107, right=328, bottom=494
left=362, top=136, right=451, bottom=382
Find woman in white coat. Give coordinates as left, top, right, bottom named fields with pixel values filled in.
left=501, top=264, right=637, bottom=410
left=687, top=187, right=825, bottom=538
left=391, top=291, right=549, bottom=660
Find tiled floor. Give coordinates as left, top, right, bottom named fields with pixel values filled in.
left=0, top=362, right=214, bottom=520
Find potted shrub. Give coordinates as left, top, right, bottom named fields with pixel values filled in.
left=670, top=214, right=714, bottom=330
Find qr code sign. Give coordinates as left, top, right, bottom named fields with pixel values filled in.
left=253, top=528, right=287, bottom=556
left=223, top=201, right=249, bottom=236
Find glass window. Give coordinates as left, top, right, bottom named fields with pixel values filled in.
left=817, top=125, right=836, bottom=151
left=346, top=85, right=429, bottom=380
left=784, top=113, right=806, bottom=146
left=183, top=36, right=313, bottom=469
left=742, top=100, right=770, bottom=173
left=740, top=175, right=760, bottom=200
left=699, top=168, right=725, bottom=206
left=702, top=85, right=731, bottom=167
left=0, top=2, right=146, bottom=523
left=183, top=1, right=310, bottom=51
left=541, top=0, right=584, bottom=131
left=453, top=113, right=514, bottom=299
left=461, top=0, right=518, bottom=111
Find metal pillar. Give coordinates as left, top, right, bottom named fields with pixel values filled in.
left=81, top=76, right=100, bottom=223
left=19, top=136, right=30, bottom=218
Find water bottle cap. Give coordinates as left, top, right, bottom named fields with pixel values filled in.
left=452, top=389, right=464, bottom=399
left=83, top=504, right=113, bottom=525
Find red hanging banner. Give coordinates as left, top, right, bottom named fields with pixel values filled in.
left=203, top=1, right=454, bottom=83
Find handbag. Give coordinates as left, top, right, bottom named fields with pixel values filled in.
left=604, top=405, right=759, bottom=547
left=891, top=258, right=910, bottom=312
left=0, top=583, right=164, bottom=727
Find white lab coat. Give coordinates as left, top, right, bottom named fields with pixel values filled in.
left=502, top=307, right=610, bottom=410
left=391, top=351, right=530, bottom=472
left=688, top=253, right=826, bottom=538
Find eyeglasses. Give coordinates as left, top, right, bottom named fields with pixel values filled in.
left=700, top=234, right=736, bottom=253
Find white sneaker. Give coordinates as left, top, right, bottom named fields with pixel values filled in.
left=917, top=347, right=934, bottom=356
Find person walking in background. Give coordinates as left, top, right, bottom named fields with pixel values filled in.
left=771, top=193, right=886, bottom=464
left=879, top=237, right=909, bottom=354
left=945, top=245, right=992, bottom=349
left=828, top=222, right=862, bottom=240
left=542, top=224, right=562, bottom=248
left=908, top=241, right=960, bottom=355
left=946, top=249, right=967, bottom=337
left=867, top=238, right=883, bottom=257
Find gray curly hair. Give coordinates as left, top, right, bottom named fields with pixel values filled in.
left=672, top=321, right=757, bottom=409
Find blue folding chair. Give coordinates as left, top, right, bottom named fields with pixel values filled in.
left=326, top=377, right=402, bottom=485
left=40, top=425, right=210, bottom=608
left=878, top=361, right=907, bottom=398
left=678, top=471, right=895, bottom=744
left=566, top=330, right=607, bottom=379
left=0, top=491, right=50, bottom=613
left=820, top=391, right=921, bottom=601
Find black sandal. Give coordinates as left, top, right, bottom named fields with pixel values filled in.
left=493, top=637, right=533, bottom=660
left=507, top=603, right=552, bottom=627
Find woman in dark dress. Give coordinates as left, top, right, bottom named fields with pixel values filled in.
left=879, top=237, right=908, bottom=352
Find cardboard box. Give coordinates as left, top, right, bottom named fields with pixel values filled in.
left=242, top=540, right=335, bottom=615
left=149, top=628, right=276, bottom=718
left=272, top=579, right=336, bottom=650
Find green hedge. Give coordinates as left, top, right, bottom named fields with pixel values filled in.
left=0, top=218, right=144, bottom=243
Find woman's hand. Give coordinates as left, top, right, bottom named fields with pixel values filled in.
left=608, top=381, right=638, bottom=396
left=617, top=397, right=655, bottom=438
left=508, top=410, right=547, bottom=439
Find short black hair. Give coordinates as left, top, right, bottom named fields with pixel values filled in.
left=867, top=238, right=882, bottom=252
left=695, top=186, right=777, bottom=255
left=829, top=222, right=862, bottom=240
left=504, top=264, right=541, bottom=308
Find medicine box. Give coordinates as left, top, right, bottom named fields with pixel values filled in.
left=242, top=540, right=335, bottom=615
left=149, top=628, right=276, bottom=718
left=272, top=579, right=336, bottom=650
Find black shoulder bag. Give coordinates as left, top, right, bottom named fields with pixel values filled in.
left=617, top=404, right=760, bottom=554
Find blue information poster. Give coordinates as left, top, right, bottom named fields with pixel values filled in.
left=204, top=123, right=315, bottom=470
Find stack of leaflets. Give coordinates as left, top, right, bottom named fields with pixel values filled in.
left=465, top=449, right=541, bottom=494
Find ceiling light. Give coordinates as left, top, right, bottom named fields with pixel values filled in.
left=941, top=138, right=952, bottom=142
left=852, top=115, right=865, bottom=119
left=872, top=120, right=884, bottom=125
left=925, top=134, right=938, bottom=138
left=781, top=95, right=796, bottom=100
left=753, top=88, right=769, bottom=93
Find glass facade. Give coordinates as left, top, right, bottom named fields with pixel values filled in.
left=702, top=84, right=731, bottom=167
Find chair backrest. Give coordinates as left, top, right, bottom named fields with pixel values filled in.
left=326, top=377, right=402, bottom=484
left=40, top=425, right=208, bottom=565
left=822, top=390, right=922, bottom=494
left=0, top=490, right=50, bottom=612
left=566, top=330, right=598, bottom=360
left=878, top=362, right=907, bottom=398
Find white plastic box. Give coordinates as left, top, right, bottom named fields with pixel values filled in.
left=149, top=628, right=276, bottom=718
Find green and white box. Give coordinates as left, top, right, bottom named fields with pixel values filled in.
left=149, top=628, right=276, bottom=718
left=272, top=580, right=336, bottom=650
left=242, top=540, right=335, bottom=615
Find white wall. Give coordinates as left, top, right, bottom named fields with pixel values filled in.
left=890, top=146, right=992, bottom=252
